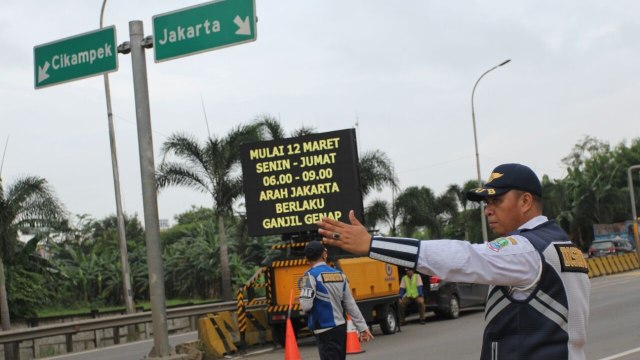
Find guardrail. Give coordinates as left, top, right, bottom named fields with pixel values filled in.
left=0, top=299, right=267, bottom=359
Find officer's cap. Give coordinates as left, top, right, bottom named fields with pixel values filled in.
left=305, top=241, right=326, bottom=260
left=466, top=163, right=542, bottom=202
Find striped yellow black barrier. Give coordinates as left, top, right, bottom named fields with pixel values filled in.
left=271, top=259, right=308, bottom=268
left=626, top=253, right=637, bottom=269
left=614, top=256, right=623, bottom=273
left=268, top=304, right=301, bottom=312
left=266, top=271, right=272, bottom=303
left=616, top=255, right=626, bottom=271
left=243, top=310, right=272, bottom=346
left=249, top=298, right=268, bottom=305
left=628, top=253, right=640, bottom=268
left=236, top=290, right=247, bottom=335
left=217, top=311, right=239, bottom=344
left=616, top=255, right=627, bottom=271
left=607, top=256, right=620, bottom=273
left=593, top=257, right=607, bottom=275
left=586, top=253, right=640, bottom=278
left=614, top=255, right=625, bottom=272
left=599, top=257, right=613, bottom=275
left=198, top=314, right=237, bottom=358
left=587, top=259, right=600, bottom=278
left=271, top=242, right=306, bottom=250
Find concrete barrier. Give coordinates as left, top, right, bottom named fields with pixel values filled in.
left=243, top=309, right=272, bottom=346
left=586, top=253, right=640, bottom=278
left=198, top=314, right=237, bottom=358
left=196, top=310, right=272, bottom=358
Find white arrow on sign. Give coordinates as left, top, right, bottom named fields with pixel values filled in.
left=234, top=15, right=251, bottom=35
left=38, top=61, right=50, bottom=83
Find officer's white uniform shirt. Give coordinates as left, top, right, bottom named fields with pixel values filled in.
left=416, top=215, right=547, bottom=300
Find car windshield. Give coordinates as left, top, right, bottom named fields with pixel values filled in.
left=592, top=241, right=614, bottom=250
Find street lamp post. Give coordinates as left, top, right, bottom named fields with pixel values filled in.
left=627, top=165, right=640, bottom=257
left=100, top=0, right=136, bottom=318
left=471, top=59, right=511, bottom=243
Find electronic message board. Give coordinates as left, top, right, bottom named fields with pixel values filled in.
left=241, top=129, right=364, bottom=237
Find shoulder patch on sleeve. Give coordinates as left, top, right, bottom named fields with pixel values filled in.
left=554, top=244, right=588, bottom=273
left=487, top=236, right=519, bottom=252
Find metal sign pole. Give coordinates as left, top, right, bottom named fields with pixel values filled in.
left=126, top=20, right=170, bottom=357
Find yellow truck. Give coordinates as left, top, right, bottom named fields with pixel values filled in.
left=258, top=236, right=400, bottom=345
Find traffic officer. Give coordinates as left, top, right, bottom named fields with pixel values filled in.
left=299, top=241, right=373, bottom=360
left=317, top=163, right=590, bottom=360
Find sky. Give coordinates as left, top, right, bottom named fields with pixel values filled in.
left=1, top=0, right=639, bottom=227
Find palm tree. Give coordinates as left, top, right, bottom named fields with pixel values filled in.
left=364, top=198, right=399, bottom=235
left=395, top=186, right=441, bottom=237
left=358, top=150, right=398, bottom=198
left=254, top=114, right=315, bottom=140
left=0, top=175, right=66, bottom=357
left=156, top=124, right=262, bottom=300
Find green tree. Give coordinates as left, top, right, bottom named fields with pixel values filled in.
left=51, top=214, right=146, bottom=306
left=156, top=124, right=262, bottom=300
left=255, top=114, right=316, bottom=140
left=163, top=221, right=220, bottom=299
left=364, top=198, right=398, bottom=235
left=395, top=186, right=440, bottom=237
left=442, top=180, right=485, bottom=242
left=358, top=150, right=398, bottom=198
left=0, top=176, right=66, bottom=357
left=561, top=136, right=630, bottom=247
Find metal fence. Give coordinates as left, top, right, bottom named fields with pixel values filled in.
left=0, top=299, right=266, bottom=359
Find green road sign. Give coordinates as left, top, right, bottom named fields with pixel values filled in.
left=153, top=0, right=256, bottom=62
left=34, top=26, right=118, bottom=89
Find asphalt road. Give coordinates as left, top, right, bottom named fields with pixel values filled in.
left=47, top=270, right=640, bottom=360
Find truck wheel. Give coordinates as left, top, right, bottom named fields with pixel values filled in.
left=273, top=321, right=303, bottom=347
left=273, top=324, right=286, bottom=347
left=379, top=305, right=399, bottom=334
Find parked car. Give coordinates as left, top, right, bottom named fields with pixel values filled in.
left=400, top=270, right=488, bottom=320
left=588, top=239, right=634, bottom=257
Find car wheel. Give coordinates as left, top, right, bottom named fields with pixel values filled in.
left=436, top=294, right=460, bottom=319
left=379, top=305, right=399, bottom=334
left=447, top=294, right=460, bottom=319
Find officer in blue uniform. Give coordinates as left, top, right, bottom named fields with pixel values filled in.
left=299, top=241, right=373, bottom=360
left=317, top=163, right=590, bottom=360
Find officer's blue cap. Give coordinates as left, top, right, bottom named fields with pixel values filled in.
left=305, top=241, right=326, bottom=260
left=466, top=163, right=542, bottom=202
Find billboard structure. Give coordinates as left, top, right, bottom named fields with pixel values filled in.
left=593, top=221, right=636, bottom=248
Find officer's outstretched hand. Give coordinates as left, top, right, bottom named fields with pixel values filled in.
left=317, top=210, right=371, bottom=255
left=359, top=329, right=374, bottom=342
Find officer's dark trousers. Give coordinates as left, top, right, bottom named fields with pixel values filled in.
left=315, top=323, right=347, bottom=360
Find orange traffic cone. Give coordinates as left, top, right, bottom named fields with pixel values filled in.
left=284, top=318, right=301, bottom=360
left=346, top=316, right=365, bottom=355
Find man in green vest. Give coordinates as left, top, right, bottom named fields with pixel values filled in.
left=399, top=268, right=426, bottom=325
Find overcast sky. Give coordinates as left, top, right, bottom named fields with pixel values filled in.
left=2, top=0, right=639, bottom=227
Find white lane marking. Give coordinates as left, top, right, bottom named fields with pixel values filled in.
left=599, top=346, right=640, bottom=360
